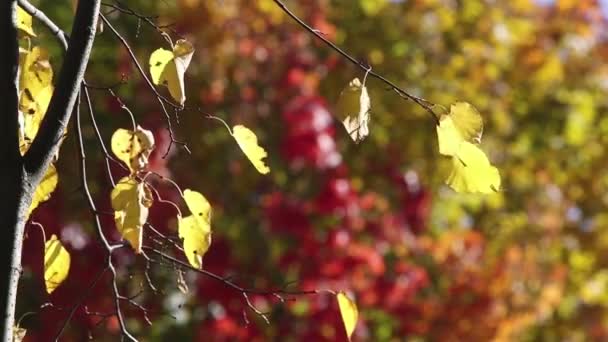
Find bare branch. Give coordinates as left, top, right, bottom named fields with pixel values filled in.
left=17, top=0, right=69, bottom=50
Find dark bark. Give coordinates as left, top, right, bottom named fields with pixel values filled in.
left=0, top=0, right=100, bottom=339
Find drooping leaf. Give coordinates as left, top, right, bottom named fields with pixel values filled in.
left=436, top=101, right=483, bottom=157
left=337, top=291, right=358, bottom=341
left=149, top=39, right=194, bottom=105
left=13, top=324, right=27, bottom=342
left=17, top=6, right=36, bottom=37
left=446, top=142, right=501, bottom=194
left=335, top=78, right=371, bottom=143
left=44, top=234, right=70, bottom=294
left=110, top=126, right=155, bottom=173
left=178, top=189, right=212, bottom=269
left=111, top=177, right=153, bottom=253
left=28, top=163, right=58, bottom=218
left=232, top=125, right=270, bottom=174
left=18, top=47, right=54, bottom=152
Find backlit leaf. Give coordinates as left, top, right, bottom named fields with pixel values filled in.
left=336, top=78, right=371, bottom=143
left=111, top=177, right=153, bottom=253
left=149, top=39, right=194, bottom=105
left=28, top=163, right=58, bottom=218
left=232, top=125, right=270, bottom=174
left=17, top=6, right=36, bottom=37
left=111, top=126, right=155, bottom=173
left=44, top=234, right=70, bottom=294
left=436, top=102, right=483, bottom=156
left=337, top=291, right=358, bottom=341
left=179, top=189, right=212, bottom=269
left=13, top=324, right=26, bottom=342
left=446, top=142, right=501, bottom=193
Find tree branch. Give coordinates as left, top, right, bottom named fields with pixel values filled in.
left=23, top=0, right=101, bottom=178
left=17, top=0, right=69, bottom=50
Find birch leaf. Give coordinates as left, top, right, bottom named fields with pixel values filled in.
left=337, top=291, right=358, bottom=341
left=336, top=78, right=371, bottom=143
left=149, top=39, right=194, bottom=105
left=111, top=126, right=155, bottom=173
left=446, top=142, right=501, bottom=193
left=13, top=324, right=27, bottom=342
left=44, top=234, right=70, bottom=294
left=436, top=102, right=483, bottom=156
left=179, top=189, right=212, bottom=269
left=232, top=125, right=270, bottom=174
left=28, top=163, right=58, bottom=218
left=17, top=6, right=36, bottom=37
left=111, top=177, right=153, bottom=253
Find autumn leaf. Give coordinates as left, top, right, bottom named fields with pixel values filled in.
left=335, top=78, right=371, bottom=143
left=232, top=125, right=270, bottom=174
left=337, top=291, right=358, bottom=341
left=17, top=6, right=36, bottom=37
left=149, top=39, right=194, bottom=105
left=28, top=163, right=58, bottom=218
left=13, top=324, right=27, bottom=342
left=44, top=234, right=70, bottom=294
left=436, top=101, right=483, bottom=157
left=111, top=177, right=153, bottom=253
left=446, top=142, right=501, bottom=193
left=110, top=126, right=155, bottom=173
left=18, top=47, right=54, bottom=152
left=179, top=189, right=212, bottom=269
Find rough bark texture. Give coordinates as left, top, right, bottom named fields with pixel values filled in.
left=0, top=0, right=100, bottom=339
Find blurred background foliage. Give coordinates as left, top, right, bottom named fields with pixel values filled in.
left=18, top=0, right=608, bottom=341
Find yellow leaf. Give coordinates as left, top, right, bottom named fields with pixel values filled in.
left=335, top=78, right=371, bottom=143
left=110, top=126, right=155, bottom=173
left=28, top=163, right=58, bottom=218
left=17, top=6, right=36, bottom=37
left=149, top=39, right=194, bottom=105
left=232, top=125, right=270, bottom=174
left=18, top=47, right=54, bottom=152
left=111, top=177, right=153, bottom=253
left=13, top=324, right=27, bottom=342
left=436, top=101, right=483, bottom=156
left=337, top=291, right=358, bottom=341
left=179, top=189, right=212, bottom=269
left=44, top=234, right=70, bottom=294
left=446, top=142, right=501, bottom=194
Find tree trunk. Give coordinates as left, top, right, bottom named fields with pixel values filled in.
left=0, top=164, right=31, bottom=341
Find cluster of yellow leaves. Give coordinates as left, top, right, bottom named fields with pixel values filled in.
left=44, top=234, right=70, bottom=294
left=336, top=78, right=371, bottom=143
left=110, top=127, right=156, bottom=252
left=149, top=39, right=195, bottom=105
left=337, top=291, right=359, bottom=341
left=436, top=102, right=501, bottom=193
left=179, top=189, right=212, bottom=269
left=17, top=21, right=59, bottom=219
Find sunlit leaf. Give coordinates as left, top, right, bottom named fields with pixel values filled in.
left=337, top=291, right=358, bottom=341
left=179, top=189, right=212, bottom=269
left=28, top=163, right=58, bottom=218
left=436, top=101, right=483, bottom=156
left=13, top=324, right=26, bottom=342
left=17, top=6, right=36, bottom=37
left=149, top=39, right=194, bottom=105
left=18, top=47, right=54, bottom=152
left=44, top=234, right=70, bottom=294
left=232, top=125, right=270, bottom=174
left=110, top=126, right=155, bottom=173
left=336, top=78, right=371, bottom=143
left=446, top=142, right=501, bottom=193
left=111, top=177, right=153, bottom=253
